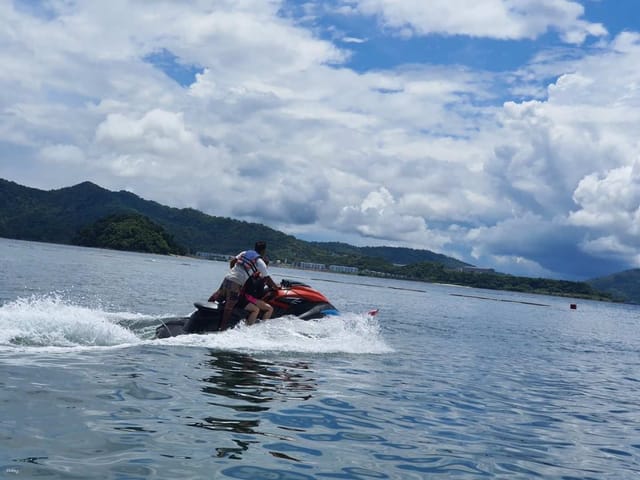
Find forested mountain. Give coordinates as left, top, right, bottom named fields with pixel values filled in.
left=311, top=242, right=469, bottom=269
left=588, top=269, right=640, bottom=304
left=0, top=178, right=465, bottom=268
left=0, top=178, right=314, bottom=260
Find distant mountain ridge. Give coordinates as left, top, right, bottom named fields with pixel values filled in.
left=0, top=178, right=469, bottom=269
left=310, top=241, right=468, bottom=269
left=588, top=269, right=640, bottom=304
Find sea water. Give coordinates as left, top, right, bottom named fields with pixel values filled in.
left=1, top=238, right=640, bottom=479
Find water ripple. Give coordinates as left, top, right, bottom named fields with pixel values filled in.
left=4, top=242, right=640, bottom=479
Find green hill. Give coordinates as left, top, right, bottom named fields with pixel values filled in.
left=0, top=178, right=463, bottom=267
left=588, top=269, right=640, bottom=303
left=74, top=212, right=186, bottom=255
left=311, top=241, right=470, bottom=269
left=0, top=178, right=316, bottom=260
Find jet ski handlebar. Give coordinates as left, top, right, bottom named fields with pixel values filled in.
left=279, top=279, right=311, bottom=289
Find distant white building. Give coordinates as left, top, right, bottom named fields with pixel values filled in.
left=196, top=252, right=233, bottom=262
left=299, top=262, right=327, bottom=270
left=329, top=265, right=359, bottom=274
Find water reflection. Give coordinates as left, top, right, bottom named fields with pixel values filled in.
left=187, top=350, right=317, bottom=459
left=200, top=350, right=316, bottom=406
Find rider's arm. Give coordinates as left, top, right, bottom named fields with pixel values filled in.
left=256, top=258, right=278, bottom=290
left=264, top=275, right=279, bottom=290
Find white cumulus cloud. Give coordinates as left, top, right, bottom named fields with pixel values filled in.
left=0, top=0, right=639, bottom=279
left=345, top=0, right=606, bottom=42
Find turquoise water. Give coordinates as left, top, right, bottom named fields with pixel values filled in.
left=1, top=238, right=640, bottom=479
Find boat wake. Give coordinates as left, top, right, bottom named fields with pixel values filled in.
left=155, top=312, right=392, bottom=354
left=0, top=294, right=143, bottom=348
left=0, top=295, right=392, bottom=354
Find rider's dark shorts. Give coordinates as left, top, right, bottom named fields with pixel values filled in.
left=220, top=278, right=241, bottom=302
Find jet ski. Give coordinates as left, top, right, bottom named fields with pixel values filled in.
left=155, top=279, right=339, bottom=338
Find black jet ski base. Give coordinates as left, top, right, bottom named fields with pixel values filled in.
left=155, top=300, right=335, bottom=339
left=155, top=302, right=240, bottom=338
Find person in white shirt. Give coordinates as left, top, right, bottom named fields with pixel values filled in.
left=208, top=241, right=278, bottom=330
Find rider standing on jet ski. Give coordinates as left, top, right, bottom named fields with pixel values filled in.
left=208, top=241, right=278, bottom=331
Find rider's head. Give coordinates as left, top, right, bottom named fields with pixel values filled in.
left=254, top=241, right=267, bottom=255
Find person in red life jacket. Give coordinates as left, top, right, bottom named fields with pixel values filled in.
left=208, top=241, right=278, bottom=330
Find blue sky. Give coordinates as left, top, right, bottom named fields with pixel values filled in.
left=1, top=0, right=640, bottom=280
